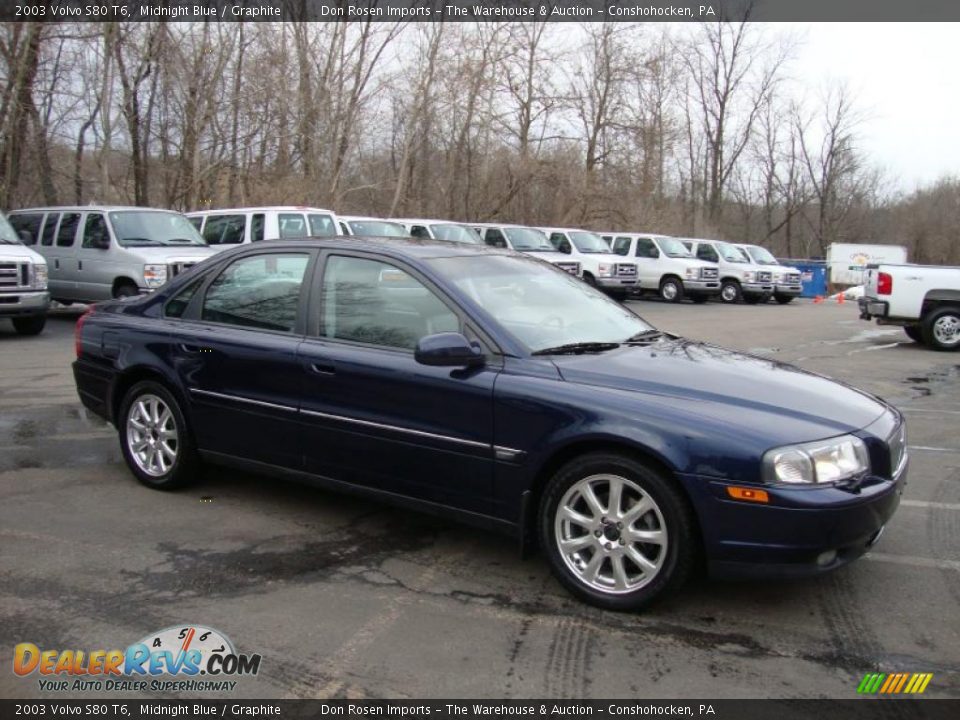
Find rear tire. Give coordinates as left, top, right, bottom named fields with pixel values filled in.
left=12, top=315, right=46, bottom=336
left=118, top=380, right=199, bottom=490
left=659, top=277, right=685, bottom=304
left=719, top=280, right=742, bottom=304
left=922, top=307, right=960, bottom=351
left=539, top=452, right=696, bottom=611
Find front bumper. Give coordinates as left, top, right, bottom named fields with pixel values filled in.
left=775, top=284, right=802, bottom=297
left=683, top=279, right=721, bottom=293
left=0, top=290, right=50, bottom=317
left=680, top=463, right=906, bottom=579
left=742, top=282, right=774, bottom=295
left=596, top=276, right=637, bottom=289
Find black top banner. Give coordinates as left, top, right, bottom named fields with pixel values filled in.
left=4, top=0, right=960, bottom=22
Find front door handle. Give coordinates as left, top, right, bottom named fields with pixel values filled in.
left=309, top=362, right=336, bottom=376
left=179, top=343, right=204, bottom=354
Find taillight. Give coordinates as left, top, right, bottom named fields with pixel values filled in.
left=75, top=308, right=93, bottom=358
left=877, top=272, right=893, bottom=296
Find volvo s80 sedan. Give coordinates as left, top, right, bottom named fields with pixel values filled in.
left=72, top=238, right=906, bottom=610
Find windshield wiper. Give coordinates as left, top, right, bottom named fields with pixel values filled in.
left=623, top=330, right=664, bottom=344
left=532, top=342, right=620, bottom=356
left=166, top=238, right=201, bottom=244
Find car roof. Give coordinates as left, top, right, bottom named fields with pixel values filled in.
left=11, top=205, right=182, bottom=214
left=186, top=206, right=335, bottom=215
left=223, top=235, right=514, bottom=260
left=340, top=215, right=403, bottom=222
left=471, top=222, right=542, bottom=229
left=391, top=218, right=472, bottom=226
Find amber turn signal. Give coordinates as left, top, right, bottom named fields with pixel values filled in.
left=726, top=486, right=769, bottom=503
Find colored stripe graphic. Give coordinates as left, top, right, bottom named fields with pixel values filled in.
left=858, top=672, right=932, bottom=694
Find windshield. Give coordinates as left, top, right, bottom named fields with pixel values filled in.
left=347, top=220, right=408, bottom=237
left=427, top=254, right=654, bottom=353
left=568, top=231, right=611, bottom=254
left=431, top=224, right=482, bottom=244
left=109, top=211, right=206, bottom=247
left=716, top=241, right=749, bottom=263
left=744, top=245, right=779, bottom=265
left=658, top=238, right=693, bottom=258
left=504, top=227, right=553, bottom=251
left=0, top=215, right=20, bottom=244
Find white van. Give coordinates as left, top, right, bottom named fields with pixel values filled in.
left=187, top=206, right=340, bottom=245
left=681, top=238, right=775, bottom=304
left=8, top=206, right=219, bottom=302
left=539, top=227, right=638, bottom=298
left=1, top=213, right=49, bottom=335
left=471, top=223, right=581, bottom=278
left=337, top=216, right=409, bottom=237
left=735, top=243, right=803, bottom=304
left=391, top=218, right=483, bottom=244
left=601, top=232, right=719, bottom=303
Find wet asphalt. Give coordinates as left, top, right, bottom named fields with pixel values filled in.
left=0, top=299, right=957, bottom=700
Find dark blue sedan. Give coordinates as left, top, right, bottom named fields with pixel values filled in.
left=72, top=238, right=907, bottom=610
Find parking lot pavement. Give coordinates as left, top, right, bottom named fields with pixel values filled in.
left=1, top=300, right=958, bottom=700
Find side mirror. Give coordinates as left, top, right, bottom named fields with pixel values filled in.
left=415, top=332, right=484, bottom=367
left=17, top=229, right=33, bottom=245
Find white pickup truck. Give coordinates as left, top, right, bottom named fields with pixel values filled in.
left=859, top=263, right=960, bottom=350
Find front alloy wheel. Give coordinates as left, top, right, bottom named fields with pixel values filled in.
left=720, top=281, right=742, bottom=304
left=659, top=278, right=684, bottom=303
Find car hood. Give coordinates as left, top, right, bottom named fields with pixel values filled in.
left=0, top=243, right=45, bottom=263
left=550, top=338, right=887, bottom=439
left=522, top=250, right=580, bottom=264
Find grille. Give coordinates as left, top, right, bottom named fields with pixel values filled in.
left=0, top=262, right=27, bottom=290
left=786, top=272, right=801, bottom=283
left=757, top=270, right=772, bottom=283
left=888, top=422, right=907, bottom=477
left=169, top=262, right=196, bottom=277
left=699, top=267, right=718, bottom=280
left=616, top=263, right=637, bottom=277
left=556, top=262, right=580, bottom=276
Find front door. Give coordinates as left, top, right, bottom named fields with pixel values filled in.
left=298, top=252, right=498, bottom=514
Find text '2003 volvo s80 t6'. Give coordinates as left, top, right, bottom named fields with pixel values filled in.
left=72, top=237, right=907, bottom=610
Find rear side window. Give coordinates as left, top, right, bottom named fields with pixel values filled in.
left=201, top=253, right=309, bottom=332
left=82, top=214, right=109, bottom=249
left=278, top=213, right=307, bottom=238
left=308, top=213, right=336, bottom=237
left=41, top=213, right=60, bottom=246
left=57, top=213, right=81, bottom=247
left=612, top=237, right=631, bottom=256
left=203, top=214, right=246, bottom=245
left=251, top=214, right=265, bottom=242
left=164, top=277, right=203, bottom=319
left=8, top=214, right=43, bottom=245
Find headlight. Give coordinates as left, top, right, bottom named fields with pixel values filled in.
left=33, top=263, right=48, bottom=290
left=762, top=435, right=870, bottom=485
left=684, top=267, right=697, bottom=279
left=597, top=263, right=614, bottom=277
left=743, top=271, right=755, bottom=282
left=143, top=264, right=168, bottom=288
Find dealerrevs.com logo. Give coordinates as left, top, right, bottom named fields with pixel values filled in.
left=13, top=625, right=261, bottom=693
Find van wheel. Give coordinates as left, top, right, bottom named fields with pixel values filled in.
left=539, top=452, right=695, bottom=611
left=720, top=280, right=742, bottom=304
left=12, top=316, right=46, bottom=336
left=114, top=283, right=139, bottom=299
left=922, top=307, right=960, bottom=351
left=118, top=381, right=199, bottom=490
left=659, top=277, right=685, bottom=303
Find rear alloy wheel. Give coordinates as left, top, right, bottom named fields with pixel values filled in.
left=12, top=315, right=46, bottom=336
left=904, top=325, right=924, bottom=344
left=922, top=308, right=960, bottom=351
left=540, top=452, right=695, bottom=611
left=719, top=280, right=742, bottom=304
left=119, top=381, right=199, bottom=489
left=774, top=294, right=794, bottom=305
left=659, top=277, right=685, bottom=303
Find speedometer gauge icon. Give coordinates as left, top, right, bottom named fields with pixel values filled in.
left=134, top=625, right=235, bottom=670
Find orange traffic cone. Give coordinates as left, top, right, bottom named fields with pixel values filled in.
left=813, top=296, right=824, bottom=304
left=837, top=293, right=845, bottom=304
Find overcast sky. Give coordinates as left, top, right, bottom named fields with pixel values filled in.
left=793, top=23, right=960, bottom=191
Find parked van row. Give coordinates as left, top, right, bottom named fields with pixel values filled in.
left=0, top=213, right=49, bottom=335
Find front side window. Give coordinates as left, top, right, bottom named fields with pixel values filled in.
left=550, top=233, right=572, bottom=254
left=203, top=214, right=246, bottom=245
left=201, top=253, right=309, bottom=332
left=6, top=213, right=42, bottom=245
left=696, top=244, right=718, bottom=263
left=484, top=229, right=508, bottom=248
left=635, top=239, right=658, bottom=259
left=612, top=237, right=632, bottom=256
left=81, top=214, right=109, bottom=249
left=57, top=213, right=81, bottom=247
left=111, top=211, right=206, bottom=247
left=410, top=225, right=431, bottom=239
left=321, top=255, right=459, bottom=350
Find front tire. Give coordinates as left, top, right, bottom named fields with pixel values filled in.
left=659, top=277, right=685, bottom=304
left=719, top=280, right=742, bottom=304
left=922, top=307, right=960, bottom=351
left=539, top=452, right=696, bottom=611
left=118, top=381, right=199, bottom=489
left=12, top=315, right=46, bottom=336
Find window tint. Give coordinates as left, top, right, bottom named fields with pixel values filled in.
left=308, top=213, right=336, bottom=237
left=635, top=238, right=658, bottom=258
left=8, top=214, right=43, bottom=245
left=41, top=213, right=60, bottom=246
left=203, top=214, right=246, bottom=245
left=696, top=244, right=718, bottom=262
left=57, top=213, right=81, bottom=247
left=278, top=213, right=307, bottom=238
left=202, top=253, right=309, bottom=332
left=321, top=256, right=459, bottom=350
left=82, top=214, right=109, bottom=249
left=164, top=277, right=203, bottom=319
left=410, top=225, right=430, bottom=239
left=251, top=214, right=265, bottom=242
left=612, top=237, right=631, bottom=256
left=484, top=229, right=507, bottom=248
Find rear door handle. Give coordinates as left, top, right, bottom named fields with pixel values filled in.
left=179, top=343, right=204, bottom=354
left=309, top=362, right=336, bottom=376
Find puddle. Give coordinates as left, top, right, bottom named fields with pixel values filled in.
left=902, top=365, right=960, bottom=400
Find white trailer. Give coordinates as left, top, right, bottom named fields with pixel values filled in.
left=826, top=243, right=908, bottom=286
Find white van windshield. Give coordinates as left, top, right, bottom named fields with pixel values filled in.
left=431, top=224, right=482, bottom=244
left=716, top=242, right=749, bottom=263
left=746, top=245, right=779, bottom=265
left=504, top=227, right=553, bottom=251
left=347, top=220, right=408, bottom=237
left=110, top=211, right=207, bottom=247
left=658, top=238, right=693, bottom=258
left=568, top=231, right=610, bottom=254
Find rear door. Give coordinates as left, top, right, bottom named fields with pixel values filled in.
left=169, top=249, right=315, bottom=469
left=298, top=251, right=499, bottom=514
